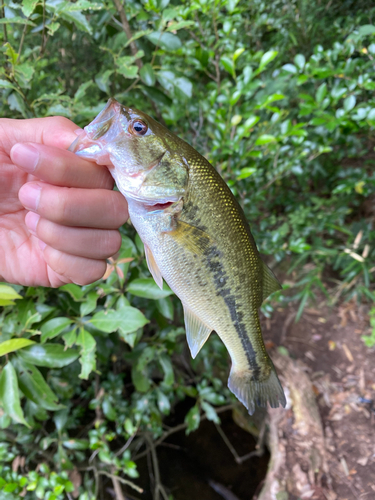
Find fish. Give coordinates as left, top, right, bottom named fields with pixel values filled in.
left=69, top=98, right=286, bottom=415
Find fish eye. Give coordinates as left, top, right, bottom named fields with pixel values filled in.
left=129, top=119, right=148, bottom=136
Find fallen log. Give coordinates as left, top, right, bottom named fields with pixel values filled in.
left=256, top=352, right=336, bottom=500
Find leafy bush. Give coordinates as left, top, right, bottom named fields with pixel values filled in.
left=1, top=0, right=375, bottom=497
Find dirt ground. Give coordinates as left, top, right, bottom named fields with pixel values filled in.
left=263, top=300, right=375, bottom=499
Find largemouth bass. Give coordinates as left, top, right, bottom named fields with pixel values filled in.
left=69, top=98, right=286, bottom=414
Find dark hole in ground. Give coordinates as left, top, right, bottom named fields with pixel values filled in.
left=134, top=400, right=270, bottom=500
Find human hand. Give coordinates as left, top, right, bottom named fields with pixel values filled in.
left=0, top=116, right=128, bottom=287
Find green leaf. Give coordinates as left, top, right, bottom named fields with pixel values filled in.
left=80, top=291, right=98, bottom=317
left=124, top=29, right=153, bottom=47
left=17, top=344, right=79, bottom=368
left=255, top=134, right=277, bottom=145
left=258, top=50, right=278, bottom=72
left=294, top=54, right=305, bottom=70
left=62, top=329, right=78, bottom=348
left=62, top=439, right=89, bottom=450
left=315, top=83, right=327, bottom=104
left=60, top=284, right=84, bottom=301
left=117, top=63, right=139, bottom=80
left=0, top=79, right=16, bottom=90
left=157, top=390, right=170, bottom=414
left=21, top=0, right=39, bottom=17
left=185, top=404, right=200, bottom=434
left=201, top=401, right=220, bottom=423
left=237, top=167, right=256, bottom=180
left=159, top=354, right=174, bottom=386
left=90, top=306, right=148, bottom=333
left=0, top=284, right=22, bottom=301
left=140, top=63, right=156, bottom=86
left=95, top=70, right=114, bottom=94
left=0, top=362, right=29, bottom=426
left=0, top=339, right=35, bottom=357
left=358, top=25, right=375, bottom=37
left=13, top=358, right=64, bottom=411
left=243, top=115, right=259, bottom=130
left=220, top=56, right=235, bottom=77
left=231, top=115, right=242, bottom=126
left=175, top=77, right=193, bottom=98
left=233, top=47, right=245, bottom=61
left=131, top=365, right=150, bottom=392
left=166, top=20, right=194, bottom=31
left=74, top=81, right=93, bottom=101
left=156, top=297, right=174, bottom=320
left=0, top=17, right=35, bottom=26
left=127, top=278, right=173, bottom=299
left=344, top=95, right=356, bottom=112
left=41, top=317, right=73, bottom=343
left=147, top=32, right=182, bottom=51
left=61, top=0, right=104, bottom=11
left=47, top=21, right=60, bottom=36
left=76, top=329, right=96, bottom=379
left=141, top=86, right=172, bottom=106
left=4, top=43, right=18, bottom=66
left=282, top=63, right=297, bottom=74
left=60, top=11, right=92, bottom=34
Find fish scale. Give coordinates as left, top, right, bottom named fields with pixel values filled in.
left=70, top=98, right=286, bottom=414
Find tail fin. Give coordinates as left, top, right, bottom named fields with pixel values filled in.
left=228, top=365, right=286, bottom=415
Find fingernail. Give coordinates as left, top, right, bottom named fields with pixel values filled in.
left=11, top=143, right=39, bottom=173
left=25, top=211, right=40, bottom=235
left=74, top=128, right=84, bottom=135
left=39, top=240, right=47, bottom=251
left=19, top=184, right=42, bottom=211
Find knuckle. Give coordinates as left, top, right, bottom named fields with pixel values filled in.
left=49, top=116, right=73, bottom=129
left=110, top=192, right=128, bottom=227
left=102, top=230, right=122, bottom=257
left=44, top=247, right=66, bottom=276
left=81, top=260, right=107, bottom=285
left=54, top=188, right=72, bottom=222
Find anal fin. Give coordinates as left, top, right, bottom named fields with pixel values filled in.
left=183, top=305, right=212, bottom=358
left=145, top=244, right=163, bottom=290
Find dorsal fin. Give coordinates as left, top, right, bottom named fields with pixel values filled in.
left=144, top=244, right=163, bottom=290
left=183, top=305, right=212, bottom=358
left=261, top=261, right=282, bottom=302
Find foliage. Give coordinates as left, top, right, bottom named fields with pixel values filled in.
left=1, top=0, right=375, bottom=497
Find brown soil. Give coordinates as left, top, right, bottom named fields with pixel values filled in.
left=262, top=300, right=375, bottom=499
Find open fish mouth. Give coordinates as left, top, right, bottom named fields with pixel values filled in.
left=145, top=201, right=176, bottom=212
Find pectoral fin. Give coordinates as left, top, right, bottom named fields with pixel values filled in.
left=261, top=261, right=282, bottom=302
left=167, top=220, right=214, bottom=256
left=183, top=305, right=212, bottom=358
left=145, top=244, right=163, bottom=290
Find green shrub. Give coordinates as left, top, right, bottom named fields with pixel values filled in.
left=1, top=0, right=374, bottom=497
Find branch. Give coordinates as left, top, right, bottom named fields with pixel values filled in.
left=134, top=404, right=234, bottom=461
left=110, top=467, right=126, bottom=500
left=1, top=4, right=8, bottom=45
left=98, top=470, right=144, bottom=494
left=144, top=433, right=169, bottom=500
left=112, top=0, right=142, bottom=68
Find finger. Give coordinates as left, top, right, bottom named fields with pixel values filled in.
left=18, top=182, right=128, bottom=228
left=1, top=116, right=83, bottom=154
left=10, top=142, right=114, bottom=189
left=42, top=245, right=107, bottom=286
left=25, top=212, right=122, bottom=259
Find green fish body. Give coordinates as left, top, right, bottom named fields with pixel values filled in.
left=70, top=98, right=286, bottom=414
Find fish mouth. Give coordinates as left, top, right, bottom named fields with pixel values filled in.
left=146, top=201, right=176, bottom=212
